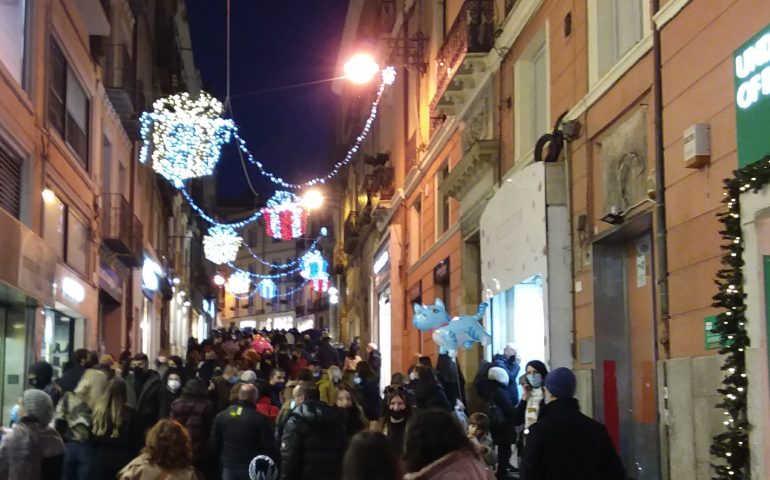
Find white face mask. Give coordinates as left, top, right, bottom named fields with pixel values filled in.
left=167, top=379, right=181, bottom=392
left=409, top=371, right=418, bottom=381
left=290, top=400, right=296, bottom=409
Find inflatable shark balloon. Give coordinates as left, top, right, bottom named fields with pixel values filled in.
left=412, top=299, right=491, bottom=357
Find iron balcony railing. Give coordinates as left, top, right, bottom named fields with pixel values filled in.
left=101, top=193, right=143, bottom=267
left=104, top=44, right=136, bottom=116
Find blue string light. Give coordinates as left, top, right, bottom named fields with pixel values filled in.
left=226, top=262, right=301, bottom=279
left=179, top=187, right=262, bottom=228
left=243, top=236, right=322, bottom=269
left=233, top=281, right=307, bottom=301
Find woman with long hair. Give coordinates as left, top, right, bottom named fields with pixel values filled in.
left=90, top=377, right=141, bottom=479
left=403, top=409, right=492, bottom=479
left=343, top=431, right=403, bottom=480
left=118, top=419, right=199, bottom=479
left=373, top=385, right=414, bottom=455
left=336, top=382, right=368, bottom=436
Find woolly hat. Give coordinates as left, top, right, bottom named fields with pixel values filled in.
left=545, top=367, right=576, bottom=399
left=240, top=370, right=258, bottom=384
left=487, top=366, right=510, bottom=386
left=23, top=389, right=54, bottom=425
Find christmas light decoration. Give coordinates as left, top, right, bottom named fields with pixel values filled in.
left=300, top=250, right=328, bottom=281
left=234, top=282, right=306, bottom=301
left=139, top=92, right=234, bottom=187
left=261, top=191, right=307, bottom=240
left=382, top=66, right=397, bottom=86
left=310, top=276, right=329, bottom=293
left=226, top=271, right=251, bottom=295
left=203, top=225, right=242, bottom=265
left=180, top=187, right=262, bottom=229
left=707, top=157, right=770, bottom=479
left=226, top=262, right=301, bottom=279
left=257, top=279, right=277, bottom=299
left=244, top=234, right=324, bottom=269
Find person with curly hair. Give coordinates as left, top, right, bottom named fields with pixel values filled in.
left=118, top=419, right=199, bottom=480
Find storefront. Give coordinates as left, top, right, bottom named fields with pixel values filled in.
left=372, top=240, right=391, bottom=392
left=480, top=162, right=572, bottom=371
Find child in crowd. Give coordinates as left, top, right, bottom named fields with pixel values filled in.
left=468, top=412, right=497, bottom=469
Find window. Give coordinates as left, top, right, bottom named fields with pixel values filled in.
left=43, top=191, right=89, bottom=275
left=435, top=165, right=450, bottom=238
left=590, top=0, right=645, bottom=84
left=101, top=136, right=112, bottom=194
left=0, top=143, right=22, bottom=219
left=48, top=42, right=90, bottom=166
left=247, top=229, right=256, bottom=247
left=514, top=30, right=549, bottom=160
left=408, top=199, right=421, bottom=265
left=0, top=0, right=27, bottom=84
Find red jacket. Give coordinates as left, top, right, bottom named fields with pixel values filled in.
left=255, top=396, right=279, bottom=424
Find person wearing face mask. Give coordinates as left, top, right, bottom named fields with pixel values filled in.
left=28, top=360, right=61, bottom=407
left=336, top=383, right=368, bottom=437
left=317, top=365, right=343, bottom=405
left=170, top=377, right=217, bottom=476
left=354, top=361, right=382, bottom=421
left=159, top=369, right=184, bottom=418
left=308, top=360, right=323, bottom=381
left=513, top=359, right=549, bottom=468
left=155, top=350, right=170, bottom=379
left=520, top=368, right=626, bottom=480
left=487, top=366, right=516, bottom=480
left=212, top=364, right=240, bottom=411
left=268, top=367, right=287, bottom=407
left=125, top=353, right=161, bottom=443
left=374, top=386, right=413, bottom=455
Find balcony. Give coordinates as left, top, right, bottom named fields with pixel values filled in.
left=101, top=194, right=143, bottom=268
left=343, top=211, right=360, bottom=254
left=430, top=0, right=495, bottom=131
left=104, top=44, right=136, bottom=117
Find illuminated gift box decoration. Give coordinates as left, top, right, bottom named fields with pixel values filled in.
left=261, top=191, right=307, bottom=240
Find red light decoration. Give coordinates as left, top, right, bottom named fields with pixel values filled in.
left=310, top=277, right=330, bottom=293
left=261, top=191, right=307, bottom=240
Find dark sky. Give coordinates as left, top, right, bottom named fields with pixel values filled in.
left=187, top=0, right=350, bottom=204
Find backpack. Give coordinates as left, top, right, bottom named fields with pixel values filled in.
left=487, top=400, right=508, bottom=433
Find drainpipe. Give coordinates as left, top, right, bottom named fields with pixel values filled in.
left=652, top=0, right=671, bottom=478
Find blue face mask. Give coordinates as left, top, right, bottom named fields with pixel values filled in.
left=312, top=371, right=321, bottom=379
left=526, top=373, right=543, bottom=388
left=228, top=376, right=240, bottom=385
left=353, top=376, right=362, bottom=385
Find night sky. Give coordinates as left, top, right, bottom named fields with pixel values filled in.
left=186, top=0, right=350, bottom=204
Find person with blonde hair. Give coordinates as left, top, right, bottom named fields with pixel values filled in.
left=90, top=377, right=142, bottom=479
left=55, top=368, right=107, bottom=480
left=118, top=419, right=199, bottom=479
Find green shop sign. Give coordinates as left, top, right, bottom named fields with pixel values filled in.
left=734, top=24, right=770, bottom=168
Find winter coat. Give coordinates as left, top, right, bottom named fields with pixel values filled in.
left=368, top=350, right=382, bottom=377
left=126, top=370, right=162, bottom=439
left=471, top=434, right=497, bottom=468
left=317, top=342, right=340, bottom=369
left=340, top=406, right=367, bottom=437
left=403, top=449, right=494, bottom=480
left=159, top=386, right=182, bottom=419
left=488, top=382, right=516, bottom=445
left=54, top=390, right=92, bottom=442
left=316, top=373, right=337, bottom=406
left=210, top=400, right=274, bottom=469
left=356, top=379, right=382, bottom=421
left=473, top=359, right=493, bottom=402
left=279, top=399, right=348, bottom=480
left=0, top=418, right=64, bottom=480
left=520, top=397, right=626, bottom=480
left=211, top=375, right=234, bottom=411
left=117, top=453, right=199, bottom=480
left=57, top=364, right=85, bottom=394
left=90, top=408, right=143, bottom=479
left=413, top=379, right=452, bottom=412
left=170, top=380, right=216, bottom=458
left=436, top=353, right=466, bottom=407
left=492, top=354, right=520, bottom=406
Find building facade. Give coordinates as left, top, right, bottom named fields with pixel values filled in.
left=0, top=0, right=212, bottom=424
left=335, top=0, right=770, bottom=478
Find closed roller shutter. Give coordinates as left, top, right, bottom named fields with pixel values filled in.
left=0, top=144, right=22, bottom=219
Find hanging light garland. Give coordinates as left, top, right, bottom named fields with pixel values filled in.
left=139, top=92, right=234, bottom=187
left=226, top=262, right=301, bottom=279
left=261, top=191, right=307, bottom=240
left=203, top=225, right=242, bottom=265
left=300, top=250, right=329, bottom=281
left=257, top=279, right=278, bottom=299
left=226, top=270, right=251, bottom=295
left=310, top=276, right=330, bottom=294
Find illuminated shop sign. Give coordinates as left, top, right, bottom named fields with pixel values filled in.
left=734, top=24, right=770, bottom=167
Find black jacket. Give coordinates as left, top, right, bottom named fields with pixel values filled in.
left=489, top=382, right=517, bottom=444
left=90, top=408, right=142, bottom=479
left=210, top=400, right=275, bottom=468
left=492, top=354, right=521, bottom=406
left=126, top=370, right=161, bottom=440
left=279, top=400, right=347, bottom=480
left=521, top=398, right=626, bottom=480
left=317, top=342, right=340, bottom=369
left=57, top=364, right=85, bottom=394
left=356, top=379, right=382, bottom=421
left=413, top=379, right=452, bottom=411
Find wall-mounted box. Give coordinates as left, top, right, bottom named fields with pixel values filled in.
left=683, top=123, right=711, bottom=169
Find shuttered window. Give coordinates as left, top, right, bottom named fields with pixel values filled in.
left=0, top=144, right=22, bottom=219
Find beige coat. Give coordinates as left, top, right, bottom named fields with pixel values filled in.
left=403, top=449, right=495, bottom=480
left=118, top=453, right=199, bottom=480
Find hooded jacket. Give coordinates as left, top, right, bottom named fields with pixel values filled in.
left=210, top=400, right=274, bottom=469
left=170, top=379, right=215, bottom=457
left=30, top=361, right=61, bottom=406
left=279, top=399, right=347, bottom=480
left=491, top=354, right=520, bottom=406
left=403, top=449, right=494, bottom=480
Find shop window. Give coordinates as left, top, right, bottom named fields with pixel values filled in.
left=0, top=143, right=22, bottom=219
left=589, top=0, right=646, bottom=85
left=408, top=199, right=421, bottom=265
left=0, top=0, right=27, bottom=85
left=514, top=30, right=549, bottom=160
left=48, top=42, right=90, bottom=167
left=435, top=164, right=450, bottom=238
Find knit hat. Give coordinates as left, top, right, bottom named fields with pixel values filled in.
left=544, top=367, right=576, bottom=399
left=23, top=389, right=54, bottom=424
left=487, top=366, right=509, bottom=386
left=240, top=370, right=258, bottom=384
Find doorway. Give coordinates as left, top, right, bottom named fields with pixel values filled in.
left=0, top=304, right=29, bottom=426
left=593, top=227, right=660, bottom=479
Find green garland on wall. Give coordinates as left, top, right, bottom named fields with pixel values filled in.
left=709, top=156, right=770, bottom=478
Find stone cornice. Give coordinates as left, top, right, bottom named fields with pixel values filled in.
left=440, top=140, right=498, bottom=199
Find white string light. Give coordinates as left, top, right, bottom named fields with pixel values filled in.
left=203, top=225, right=242, bottom=265
left=226, top=270, right=251, bottom=295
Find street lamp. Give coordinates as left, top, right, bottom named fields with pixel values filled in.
left=343, top=53, right=380, bottom=84
left=42, top=189, right=55, bottom=203
left=213, top=273, right=226, bottom=287
left=302, top=189, right=324, bottom=210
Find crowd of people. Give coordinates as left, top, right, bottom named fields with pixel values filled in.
left=0, top=330, right=626, bottom=480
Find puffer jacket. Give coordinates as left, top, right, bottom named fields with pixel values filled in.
left=492, top=354, right=520, bottom=406
left=279, top=399, right=347, bottom=480
left=403, top=449, right=494, bottom=480
left=170, top=379, right=215, bottom=457
left=210, top=400, right=274, bottom=469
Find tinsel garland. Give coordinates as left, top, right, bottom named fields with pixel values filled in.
left=708, top=156, right=770, bottom=478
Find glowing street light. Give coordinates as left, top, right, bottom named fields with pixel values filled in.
left=42, top=189, right=56, bottom=203
left=344, top=53, right=380, bottom=84
left=302, top=189, right=324, bottom=210
left=213, top=273, right=226, bottom=287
